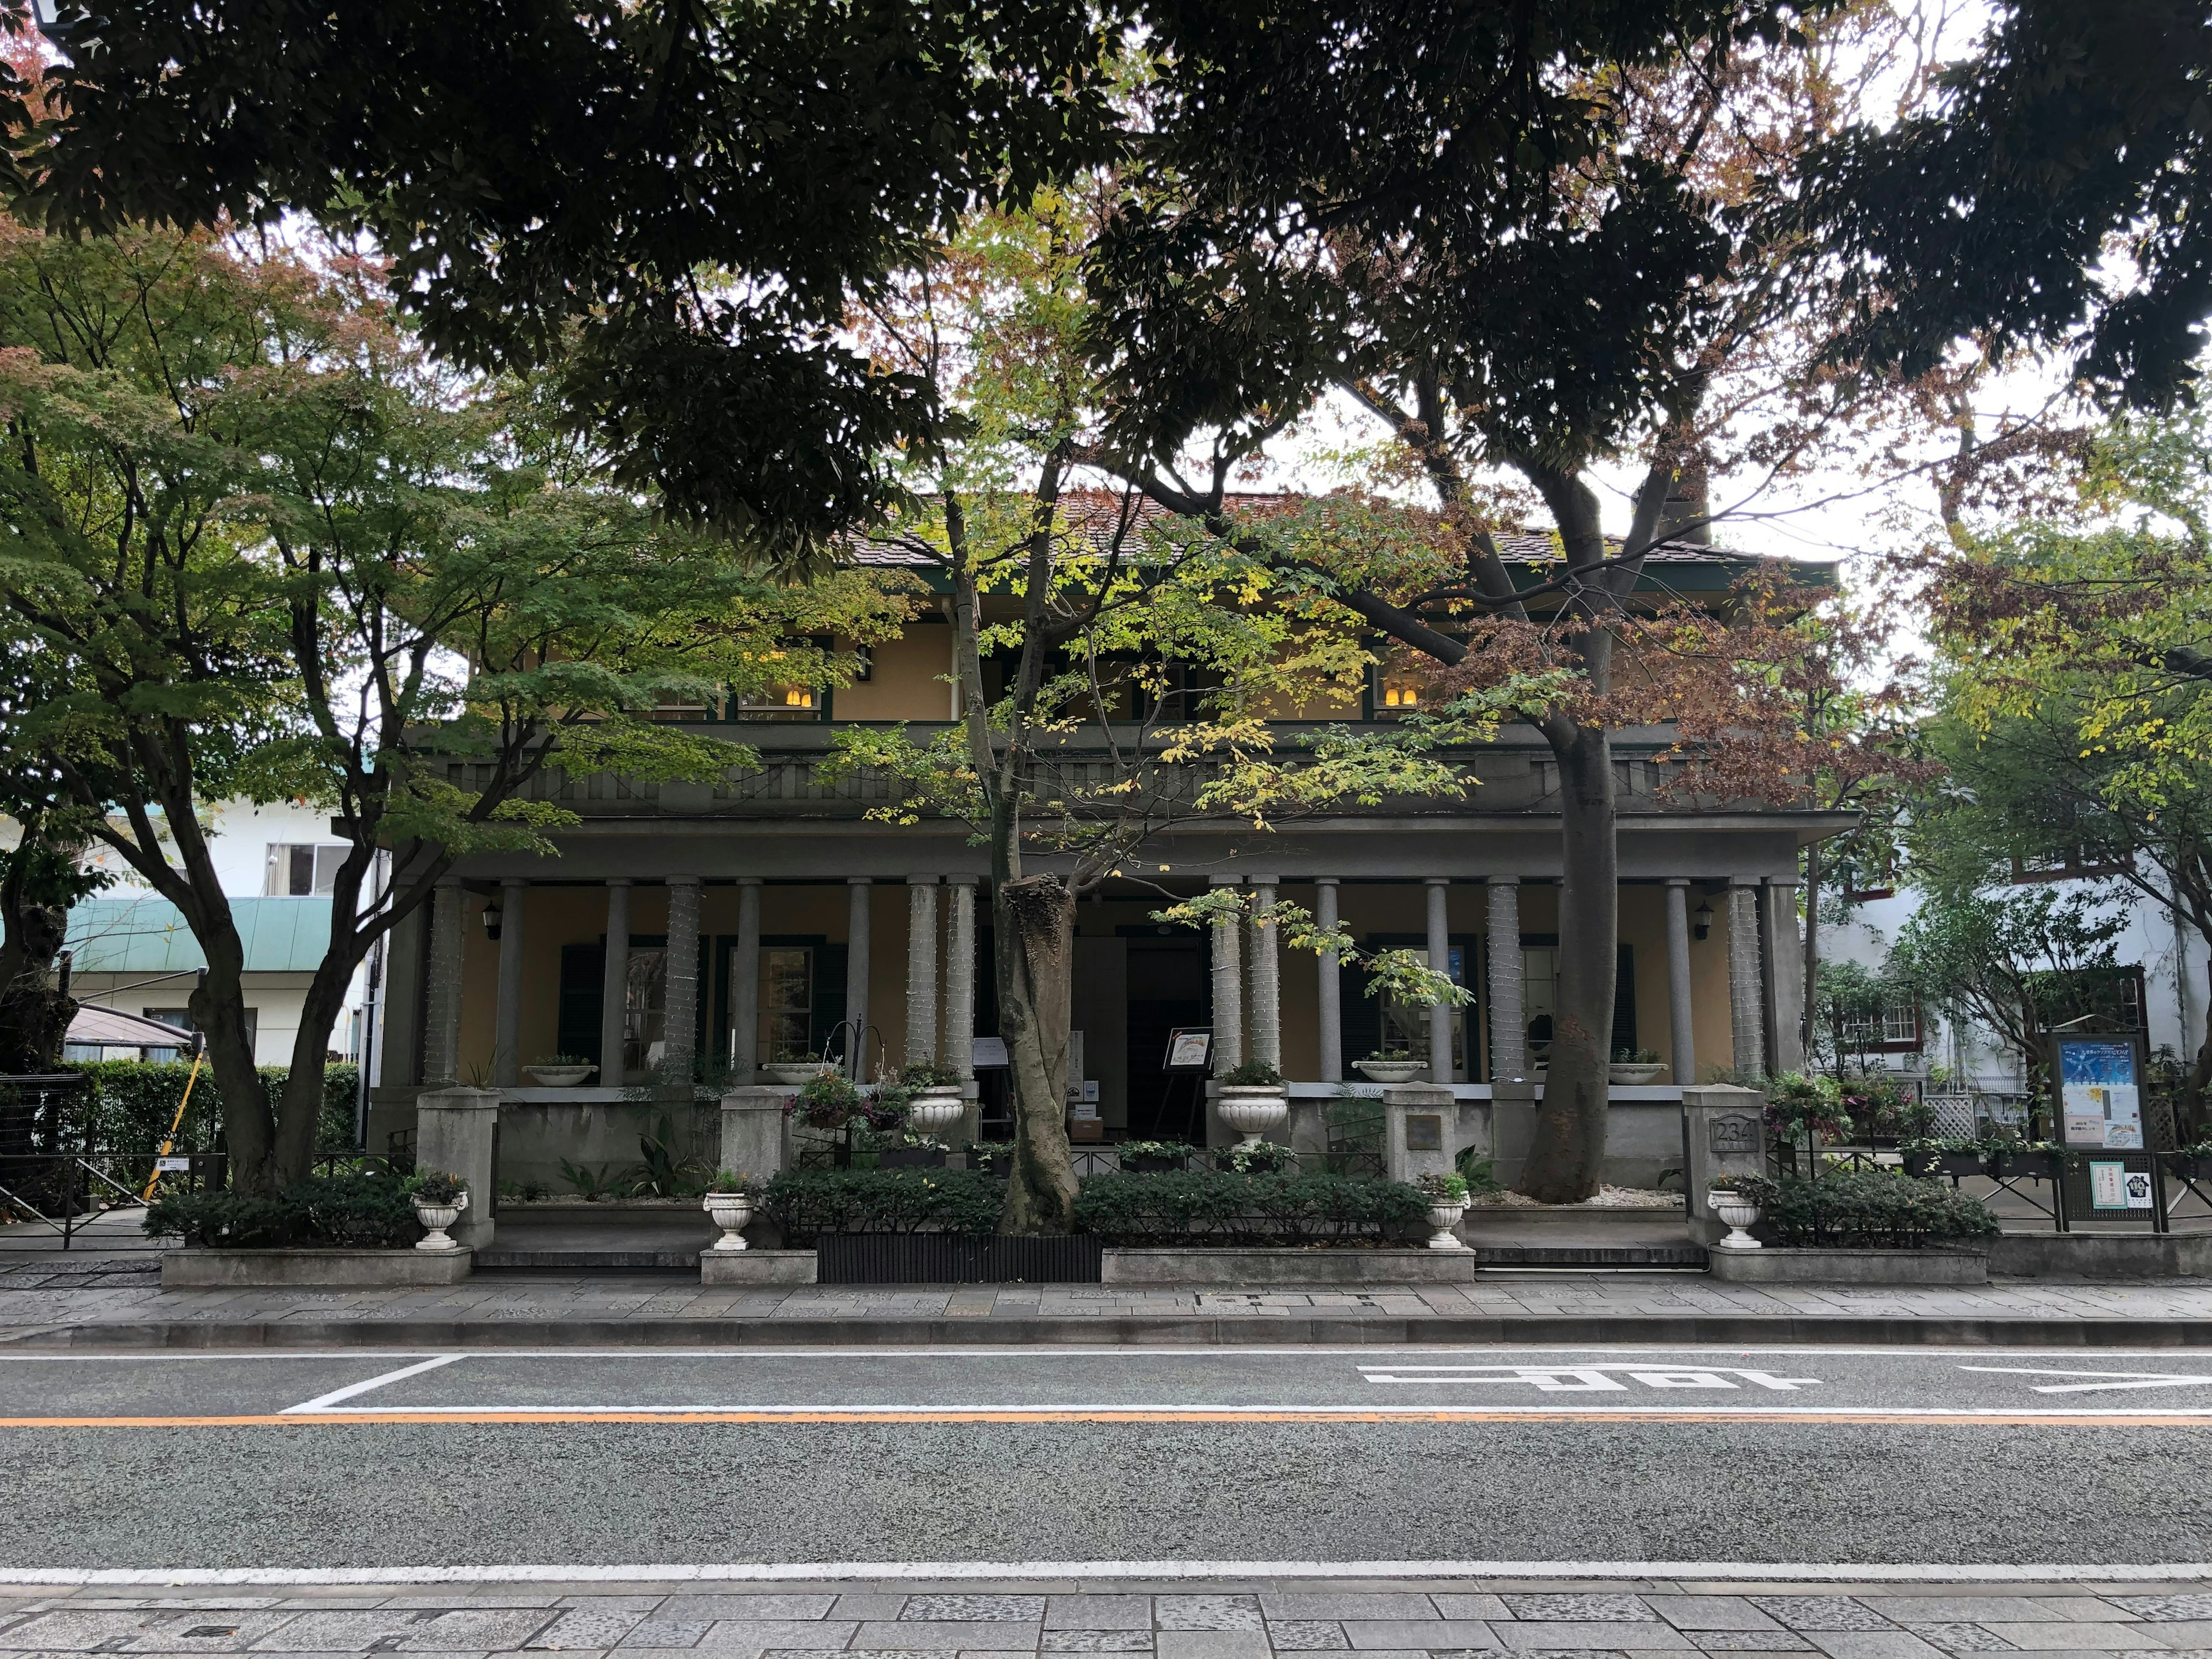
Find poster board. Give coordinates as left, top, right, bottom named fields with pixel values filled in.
left=1164, top=1028, right=1213, bottom=1073
left=2056, top=1035, right=2146, bottom=1150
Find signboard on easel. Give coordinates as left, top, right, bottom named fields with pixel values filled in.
left=2056, top=1035, right=2146, bottom=1151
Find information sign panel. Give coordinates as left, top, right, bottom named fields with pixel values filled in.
left=2059, top=1037, right=2144, bottom=1150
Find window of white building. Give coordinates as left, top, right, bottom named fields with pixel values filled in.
left=264, top=844, right=347, bottom=896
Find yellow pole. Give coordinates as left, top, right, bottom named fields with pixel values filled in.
left=141, top=1043, right=205, bottom=1203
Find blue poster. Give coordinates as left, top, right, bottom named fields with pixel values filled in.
left=2061, top=1040, right=2142, bottom=1150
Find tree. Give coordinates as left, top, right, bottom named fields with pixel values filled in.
left=827, top=198, right=1489, bottom=1231
left=2, top=0, right=1120, bottom=565
left=1084, top=1, right=1907, bottom=1197
left=0, top=224, right=911, bottom=1187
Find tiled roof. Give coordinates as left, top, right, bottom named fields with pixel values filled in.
left=848, top=490, right=1768, bottom=568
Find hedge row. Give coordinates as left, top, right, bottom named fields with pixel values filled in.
left=762, top=1169, right=1005, bottom=1240
left=144, top=1170, right=418, bottom=1249
left=54, top=1060, right=358, bottom=1157
left=1739, top=1169, right=1999, bottom=1248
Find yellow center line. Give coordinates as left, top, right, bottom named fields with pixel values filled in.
left=0, top=1409, right=2209, bottom=1427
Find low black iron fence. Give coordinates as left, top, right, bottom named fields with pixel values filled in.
left=1771, top=1137, right=2212, bottom=1234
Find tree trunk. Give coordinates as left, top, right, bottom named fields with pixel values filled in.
left=995, top=873, right=1079, bottom=1233
left=1517, top=725, right=1616, bottom=1202
left=271, top=955, right=364, bottom=1185
left=187, top=927, right=274, bottom=1190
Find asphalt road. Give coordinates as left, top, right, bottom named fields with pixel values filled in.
left=1, top=1346, right=2207, bottom=1573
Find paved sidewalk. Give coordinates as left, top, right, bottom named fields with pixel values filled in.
left=5, top=1255, right=2212, bottom=1347
left=4, top=1581, right=2212, bottom=1658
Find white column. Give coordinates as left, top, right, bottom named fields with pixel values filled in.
left=1315, top=878, right=1343, bottom=1084
left=1425, top=877, right=1454, bottom=1084
left=493, top=877, right=527, bottom=1087
left=944, top=876, right=978, bottom=1080
left=846, top=877, right=873, bottom=1080
left=730, top=877, right=762, bottom=1081
left=1763, top=878, right=1806, bottom=1074
left=1728, top=878, right=1766, bottom=1078
left=598, top=880, right=631, bottom=1088
left=422, top=876, right=465, bottom=1086
left=1248, top=874, right=1281, bottom=1072
left=1486, top=876, right=1525, bottom=1081
left=906, top=875, right=941, bottom=1069
left=663, top=876, right=702, bottom=1079
left=1665, top=878, right=1696, bottom=1088
left=1209, top=874, right=1243, bottom=1074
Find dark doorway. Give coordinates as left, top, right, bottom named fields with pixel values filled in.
left=1122, top=934, right=1209, bottom=1142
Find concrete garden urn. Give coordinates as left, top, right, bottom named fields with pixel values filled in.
left=703, top=1192, right=753, bottom=1252
left=906, top=1085, right=965, bottom=1135
left=765, top=1062, right=828, bottom=1086
left=1425, top=1198, right=1468, bottom=1249
left=1607, top=1062, right=1668, bottom=1086
left=1709, top=1187, right=1763, bottom=1251
left=413, top=1191, right=466, bottom=1252
left=1217, top=1086, right=1289, bottom=1146
left=1355, top=1058, right=1426, bottom=1084
left=524, top=1063, right=596, bottom=1087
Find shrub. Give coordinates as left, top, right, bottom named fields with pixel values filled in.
left=1221, top=1058, right=1283, bottom=1087
left=407, top=1169, right=465, bottom=1205
left=761, top=1168, right=1005, bottom=1240
left=145, top=1171, right=419, bottom=1249
left=60, top=1060, right=359, bottom=1157
left=1073, top=1171, right=1430, bottom=1246
left=1732, top=1169, right=1999, bottom=1248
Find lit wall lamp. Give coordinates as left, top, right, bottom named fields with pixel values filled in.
left=1692, top=900, right=1714, bottom=942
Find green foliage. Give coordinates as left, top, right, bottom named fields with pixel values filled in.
left=1213, top=1140, right=1296, bottom=1174
left=1453, top=1149, right=1500, bottom=1193
left=1219, top=1059, right=1283, bottom=1087
left=1728, top=1170, right=2001, bottom=1249
left=145, top=1172, right=419, bottom=1248
left=558, top=1159, right=626, bottom=1202
left=61, top=1062, right=357, bottom=1156
left=1071, top=1171, right=1430, bottom=1246
left=760, top=1169, right=1008, bottom=1241
left=406, top=1169, right=465, bottom=1205
left=1416, top=1171, right=1469, bottom=1203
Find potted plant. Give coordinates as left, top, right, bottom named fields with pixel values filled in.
left=1218, top=1139, right=1297, bottom=1174
left=764, top=1055, right=832, bottom=1087
left=890, top=1061, right=965, bottom=1134
left=702, top=1172, right=754, bottom=1252
left=788, top=1070, right=865, bottom=1129
left=1988, top=1138, right=2063, bottom=1181
left=1416, top=1171, right=1469, bottom=1249
left=1217, top=1058, right=1289, bottom=1145
left=1608, top=1047, right=1668, bottom=1085
left=524, top=1054, right=597, bottom=1087
left=877, top=1136, right=952, bottom=1169
left=1900, top=1137, right=1988, bottom=1180
left=2171, top=1143, right=2212, bottom=1182
left=1116, top=1139, right=1194, bottom=1173
left=1355, top=1048, right=1426, bottom=1084
left=1706, top=1171, right=1766, bottom=1251
left=408, top=1169, right=468, bottom=1252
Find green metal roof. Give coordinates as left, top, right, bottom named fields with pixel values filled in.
left=65, top=897, right=332, bottom=974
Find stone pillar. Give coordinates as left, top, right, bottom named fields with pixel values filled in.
left=1208, top=875, right=1243, bottom=1074
left=1728, top=878, right=1766, bottom=1078
left=1682, top=1082, right=1770, bottom=1245
left=1315, top=878, right=1343, bottom=1084
left=1381, top=1081, right=1460, bottom=1187
left=1763, top=878, right=1806, bottom=1074
left=1248, top=874, right=1281, bottom=1072
left=730, top=878, right=762, bottom=1082
left=944, top=877, right=978, bottom=1081
left=415, top=1086, right=500, bottom=1249
left=663, top=876, right=702, bottom=1079
left=421, top=876, right=465, bottom=1086
left=378, top=898, right=426, bottom=1088
left=1425, top=877, right=1453, bottom=1084
left=1485, top=876, right=1525, bottom=1082
left=598, top=880, right=631, bottom=1088
left=846, top=877, right=873, bottom=1081
left=1665, top=879, right=1697, bottom=1089
left=491, top=878, right=528, bottom=1087
left=719, top=1085, right=789, bottom=1184
left=906, top=876, right=940, bottom=1070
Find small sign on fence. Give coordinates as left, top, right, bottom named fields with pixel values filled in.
left=153, top=1156, right=190, bottom=1173
left=2089, top=1160, right=2154, bottom=1211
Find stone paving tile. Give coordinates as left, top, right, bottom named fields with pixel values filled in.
left=2107, top=1609, right=2212, bottom=1628
left=1156, top=1603, right=1264, bottom=1634
left=1040, top=1635, right=1152, bottom=1652
left=1256, top=1625, right=1344, bottom=1653
left=1748, top=1606, right=1897, bottom=1635
left=1044, top=1601, right=1149, bottom=1634
left=613, top=1624, right=715, bottom=1650
left=244, top=1612, right=429, bottom=1652
left=901, top=1602, right=1046, bottom=1626
left=109, top=1615, right=304, bottom=1653
left=1691, top=1637, right=1812, bottom=1653
left=530, top=1611, right=655, bottom=1651
left=394, top=1615, right=565, bottom=1653
left=1153, top=1636, right=1271, bottom=1659
left=1497, top=1626, right=1690, bottom=1652
left=2019, top=1607, right=2139, bottom=1627
left=855, top=1626, right=1038, bottom=1652
left=1651, top=1603, right=1787, bottom=1635
left=832, top=1601, right=910, bottom=1623
left=1892, top=1627, right=2017, bottom=1654
left=1869, top=1608, right=2072, bottom=1628
left=1341, top=1623, right=1498, bottom=1650
left=694, top=1623, right=861, bottom=1653
left=1, top=1612, right=208, bottom=1650
left=1802, top=1633, right=1949, bottom=1659
left=661, top=1602, right=839, bottom=1625
left=1259, top=1603, right=1432, bottom=1625
left=1973, top=1630, right=2165, bottom=1653
left=1431, top=1603, right=1514, bottom=1624
left=1503, top=1601, right=1657, bottom=1625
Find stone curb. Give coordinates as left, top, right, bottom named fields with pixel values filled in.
left=6, top=1313, right=2212, bottom=1348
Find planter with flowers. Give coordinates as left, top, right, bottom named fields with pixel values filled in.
left=1416, top=1171, right=1469, bottom=1249
left=1355, top=1050, right=1426, bottom=1084
left=1608, top=1047, right=1668, bottom=1086
left=408, top=1169, right=469, bottom=1251
left=1216, top=1059, right=1289, bottom=1146
left=1706, top=1171, right=1764, bottom=1251
left=703, top=1173, right=756, bottom=1252
left=524, top=1054, right=597, bottom=1087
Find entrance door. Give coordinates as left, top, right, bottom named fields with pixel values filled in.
left=1123, top=935, right=1209, bottom=1142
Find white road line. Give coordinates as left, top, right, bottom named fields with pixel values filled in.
left=283, top=1355, right=467, bottom=1414
left=0, top=1559, right=2210, bottom=1586
left=5, top=1345, right=2212, bottom=1361
left=1959, top=1366, right=2212, bottom=1394
left=279, top=1401, right=2212, bottom=1417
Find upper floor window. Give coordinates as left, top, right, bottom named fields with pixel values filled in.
left=1377, top=671, right=1427, bottom=714
left=2010, top=847, right=2131, bottom=884
left=264, top=844, right=346, bottom=896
